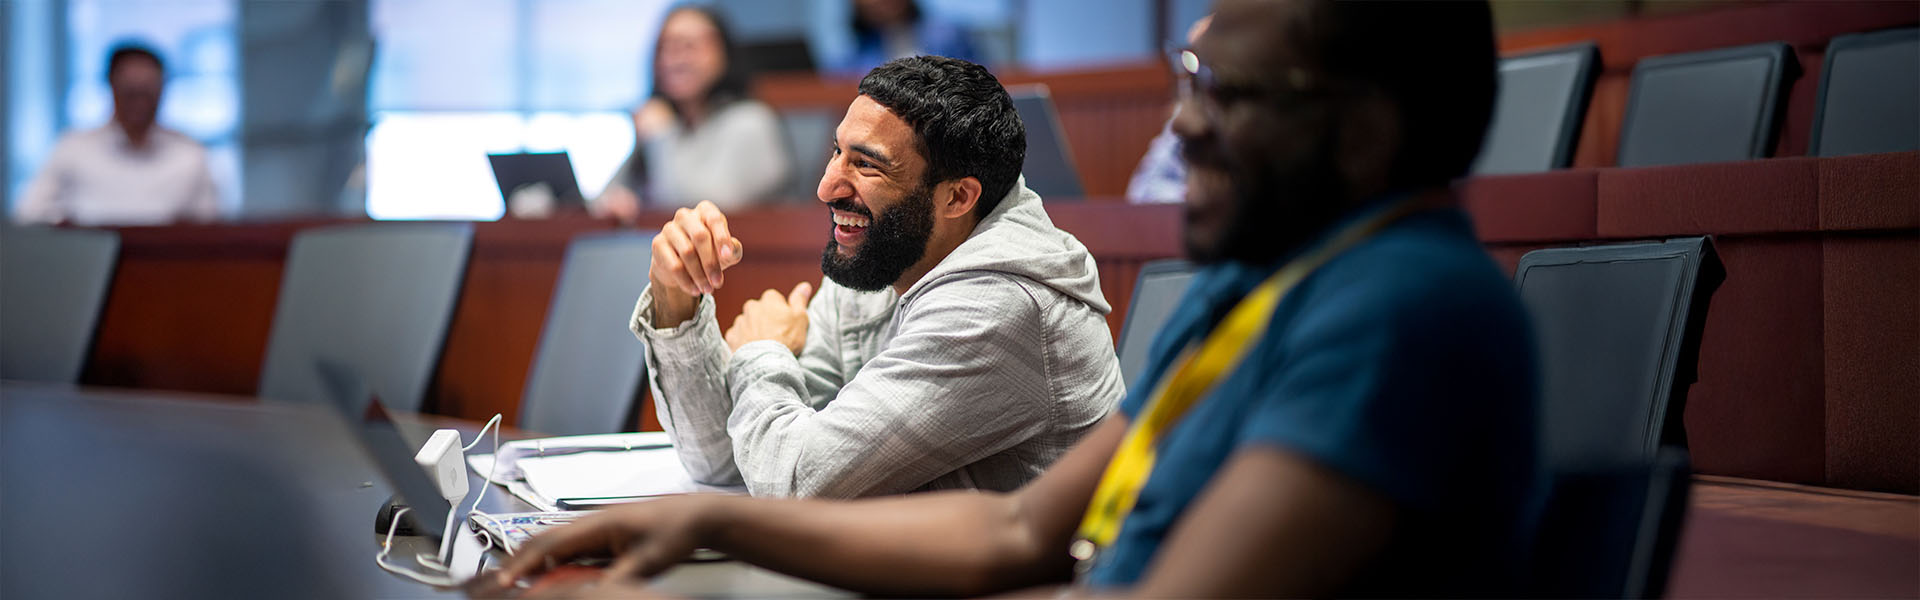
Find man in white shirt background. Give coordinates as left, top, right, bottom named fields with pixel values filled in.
left=14, top=44, right=219, bottom=226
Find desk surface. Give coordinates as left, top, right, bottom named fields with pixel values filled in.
left=0, top=383, right=847, bottom=599
left=3, top=382, right=1912, bottom=598
left=1671, top=476, right=1918, bottom=598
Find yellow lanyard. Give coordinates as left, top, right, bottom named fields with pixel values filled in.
left=1070, top=197, right=1434, bottom=578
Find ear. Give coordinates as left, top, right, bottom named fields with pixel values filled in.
left=935, top=177, right=983, bottom=221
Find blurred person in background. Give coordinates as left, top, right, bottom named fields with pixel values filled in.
left=832, top=0, right=978, bottom=74
left=1126, top=15, right=1210, bottom=205
left=596, top=5, right=792, bottom=221
left=15, top=43, right=219, bottom=226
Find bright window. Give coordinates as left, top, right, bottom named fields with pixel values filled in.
left=365, top=0, right=667, bottom=220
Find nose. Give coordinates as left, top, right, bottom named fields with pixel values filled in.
left=1170, top=97, right=1207, bottom=143
left=817, top=158, right=853, bottom=204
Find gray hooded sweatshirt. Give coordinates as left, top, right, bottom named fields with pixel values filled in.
left=629, top=182, right=1124, bottom=498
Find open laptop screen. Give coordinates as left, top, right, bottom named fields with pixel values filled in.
left=317, top=360, right=453, bottom=547
left=1008, top=86, right=1086, bottom=198
left=487, top=152, right=587, bottom=213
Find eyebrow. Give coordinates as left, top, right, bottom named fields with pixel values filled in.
left=848, top=143, right=895, bottom=168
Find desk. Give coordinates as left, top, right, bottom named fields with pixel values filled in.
left=5, top=382, right=1914, bottom=598
left=0, top=383, right=847, bottom=599
left=1671, top=476, right=1919, bottom=598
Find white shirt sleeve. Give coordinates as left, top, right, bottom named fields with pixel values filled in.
left=182, top=147, right=220, bottom=222
left=15, top=138, right=75, bottom=224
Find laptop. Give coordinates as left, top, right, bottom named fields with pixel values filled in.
left=318, top=360, right=493, bottom=581
left=487, top=152, right=588, bottom=217
left=1008, top=85, right=1087, bottom=199
left=738, top=38, right=818, bottom=74
left=318, top=360, right=722, bottom=567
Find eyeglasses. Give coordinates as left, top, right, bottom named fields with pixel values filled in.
left=1166, top=47, right=1323, bottom=123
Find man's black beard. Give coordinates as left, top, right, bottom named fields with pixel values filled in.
left=821, top=183, right=936, bottom=292
left=1183, top=132, right=1347, bottom=266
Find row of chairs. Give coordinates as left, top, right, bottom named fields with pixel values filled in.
left=0, top=223, right=654, bottom=437
left=1473, top=27, right=1918, bottom=174
left=1118, top=237, right=1723, bottom=598
left=11, top=222, right=1724, bottom=596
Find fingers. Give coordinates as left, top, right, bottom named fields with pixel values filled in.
left=696, top=202, right=739, bottom=268
left=497, top=520, right=614, bottom=585
left=651, top=227, right=701, bottom=296
left=601, top=540, right=691, bottom=584
left=600, top=548, right=652, bottom=583
left=787, top=282, right=814, bottom=310
left=673, top=208, right=721, bottom=293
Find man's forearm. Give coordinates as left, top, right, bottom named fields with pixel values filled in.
left=701, top=491, right=1063, bottom=597
left=633, top=286, right=745, bottom=485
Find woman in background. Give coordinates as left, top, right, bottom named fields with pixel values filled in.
left=597, top=5, right=791, bottom=220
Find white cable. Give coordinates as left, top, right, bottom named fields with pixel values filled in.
left=376, top=507, right=463, bottom=588
left=465, top=414, right=508, bottom=538
left=378, top=413, right=510, bottom=587
left=462, top=414, right=502, bottom=452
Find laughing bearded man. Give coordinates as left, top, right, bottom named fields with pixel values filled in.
left=629, top=56, right=1124, bottom=499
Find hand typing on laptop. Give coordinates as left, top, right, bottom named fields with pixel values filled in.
left=496, top=495, right=719, bottom=586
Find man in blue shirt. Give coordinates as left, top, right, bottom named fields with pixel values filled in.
left=495, top=1, right=1541, bottom=597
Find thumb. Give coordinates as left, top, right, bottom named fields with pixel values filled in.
left=788, top=281, right=814, bottom=309
left=720, top=238, right=745, bottom=267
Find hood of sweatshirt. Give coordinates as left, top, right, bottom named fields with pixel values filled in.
left=898, top=177, right=1110, bottom=314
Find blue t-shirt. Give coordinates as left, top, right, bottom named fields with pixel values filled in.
left=1085, top=204, right=1543, bottom=596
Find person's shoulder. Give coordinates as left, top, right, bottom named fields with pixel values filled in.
left=49, top=125, right=113, bottom=152
left=906, top=270, right=1044, bottom=322
left=1298, top=210, right=1525, bottom=333
left=148, top=126, right=201, bottom=144
left=150, top=127, right=211, bottom=156
left=1333, top=210, right=1506, bottom=288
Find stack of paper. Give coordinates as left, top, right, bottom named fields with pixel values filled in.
left=467, top=432, right=741, bottom=511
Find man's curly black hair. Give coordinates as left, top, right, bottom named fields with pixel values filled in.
left=857, top=56, right=1027, bottom=220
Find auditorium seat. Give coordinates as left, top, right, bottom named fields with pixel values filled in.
left=0, top=227, right=119, bottom=383
left=1516, top=237, right=1723, bottom=464
left=1531, top=449, right=1693, bottom=598
left=778, top=109, right=837, bottom=201
left=257, top=222, right=472, bottom=411
left=1009, top=85, right=1087, bottom=199
left=1617, top=42, right=1796, bottom=167
left=1515, top=237, right=1725, bottom=597
left=1115, top=259, right=1194, bottom=386
left=1473, top=43, right=1599, bottom=175
left=1810, top=27, right=1920, bottom=157
left=517, top=231, right=655, bottom=435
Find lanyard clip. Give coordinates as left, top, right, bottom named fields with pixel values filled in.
left=1070, top=538, right=1100, bottom=580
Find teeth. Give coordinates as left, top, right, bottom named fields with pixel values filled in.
left=831, top=210, right=870, bottom=228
